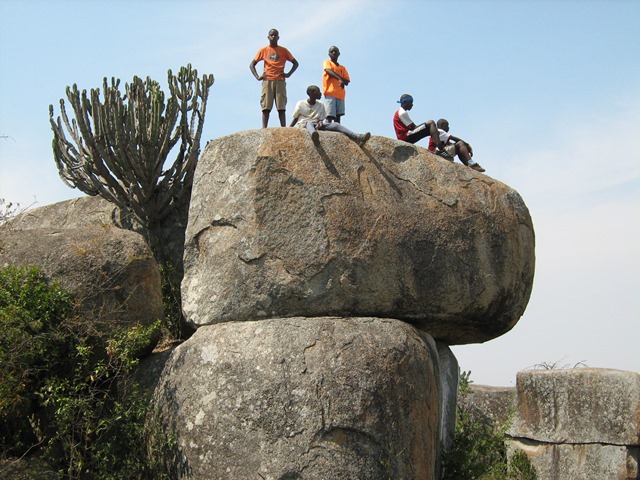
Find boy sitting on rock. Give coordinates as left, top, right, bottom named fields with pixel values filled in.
left=428, top=119, right=485, bottom=172
left=290, top=85, right=370, bottom=146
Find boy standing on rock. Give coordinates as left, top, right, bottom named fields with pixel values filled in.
left=250, top=28, right=299, bottom=128
left=322, top=46, right=350, bottom=124
left=290, top=85, right=370, bottom=146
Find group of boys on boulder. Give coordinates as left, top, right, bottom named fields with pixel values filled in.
left=250, top=28, right=485, bottom=172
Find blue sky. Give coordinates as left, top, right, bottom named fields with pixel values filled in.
left=1, top=0, right=639, bottom=386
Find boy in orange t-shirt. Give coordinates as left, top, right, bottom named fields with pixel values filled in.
left=322, top=46, right=350, bottom=123
left=250, top=28, right=299, bottom=128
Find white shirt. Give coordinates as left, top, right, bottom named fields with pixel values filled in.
left=397, top=107, right=414, bottom=127
left=292, top=100, right=327, bottom=127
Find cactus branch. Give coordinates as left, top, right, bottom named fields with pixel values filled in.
left=49, top=65, right=215, bottom=238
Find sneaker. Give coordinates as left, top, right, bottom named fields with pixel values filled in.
left=470, top=163, right=486, bottom=173
left=355, top=132, right=371, bottom=146
left=311, top=130, right=320, bottom=144
left=436, top=147, right=454, bottom=161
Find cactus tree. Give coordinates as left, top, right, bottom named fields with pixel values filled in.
left=49, top=65, right=214, bottom=253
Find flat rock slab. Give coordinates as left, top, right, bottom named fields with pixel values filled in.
left=509, top=440, right=639, bottom=480
left=182, top=129, right=535, bottom=344
left=463, top=384, right=517, bottom=428
left=509, top=368, right=640, bottom=445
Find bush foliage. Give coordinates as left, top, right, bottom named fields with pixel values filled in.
left=442, top=370, right=537, bottom=480
left=0, top=265, right=163, bottom=478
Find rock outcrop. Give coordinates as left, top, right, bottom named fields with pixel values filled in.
left=8, top=195, right=127, bottom=230
left=8, top=193, right=190, bottom=271
left=508, top=369, right=640, bottom=479
left=0, top=226, right=163, bottom=349
left=151, top=317, right=442, bottom=479
left=182, top=129, right=535, bottom=344
left=2, top=127, right=541, bottom=478
left=461, top=384, right=517, bottom=428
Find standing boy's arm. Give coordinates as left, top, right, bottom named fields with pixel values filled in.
left=249, top=59, right=263, bottom=81
left=324, top=68, right=349, bottom=87
left=284, top=57, right=299, bottom=78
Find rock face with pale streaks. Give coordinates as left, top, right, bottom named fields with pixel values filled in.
left=182, top=129, right=535, bottom=344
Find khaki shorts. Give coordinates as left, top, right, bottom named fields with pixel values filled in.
left=261, top=80, right=287, bottom=111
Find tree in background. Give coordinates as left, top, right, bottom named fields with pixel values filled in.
left=49, top=65, right=214, bottom=262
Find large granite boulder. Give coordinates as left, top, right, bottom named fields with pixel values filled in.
left=182, top=129, right=535, bottom=344
left=0, top=226, right=163, bottom=348
left=151, top=317, right=444, bottom=479
left=508, top=368, right=640, bottom=479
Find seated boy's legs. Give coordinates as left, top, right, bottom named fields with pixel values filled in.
left=442, top=144, right=456, bottom=162
left=405, top=122, right=431, bottom=144
left=319, top=121, right=355, bottom=139
left=304, top=121, right=316, bottom=135
left=304, top=121, right=319, bottom=142
left=454, top=141, right=470, bottom=165
left=319, top=122, right=370, bottom=145
left=324, top=96, right=345, bottom=123
left=453, top=141, right=485, bottom=171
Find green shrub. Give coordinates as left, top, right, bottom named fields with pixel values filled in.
left=0, top=265, right=165, bottom=478
left=442, top=371, right=537, bottom=480
left=39, top=323, right=160, bottom=479
left=0, top=266, right=72, bottom=452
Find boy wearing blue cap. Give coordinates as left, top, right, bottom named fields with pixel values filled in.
left=393, top=94, right=452, bottom=158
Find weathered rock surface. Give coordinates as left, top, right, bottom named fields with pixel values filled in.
left=151, top=317, right=443, bottom=479
left=9, top=194, right=191, bottom=274
left=0, top=226, right=163, bottom=347
left=462, top=384, right=517, bottom=428
left=436, top=342, right=459, bottom=458
left=509, top=368, right=640, bottom=445
left=8, top=195, right=129, bottom=230
left=182, top=129, right=535, bottom=344
left=507, top=368, right=640, bottom=480
left=509, top=440, right=639, bottom=480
